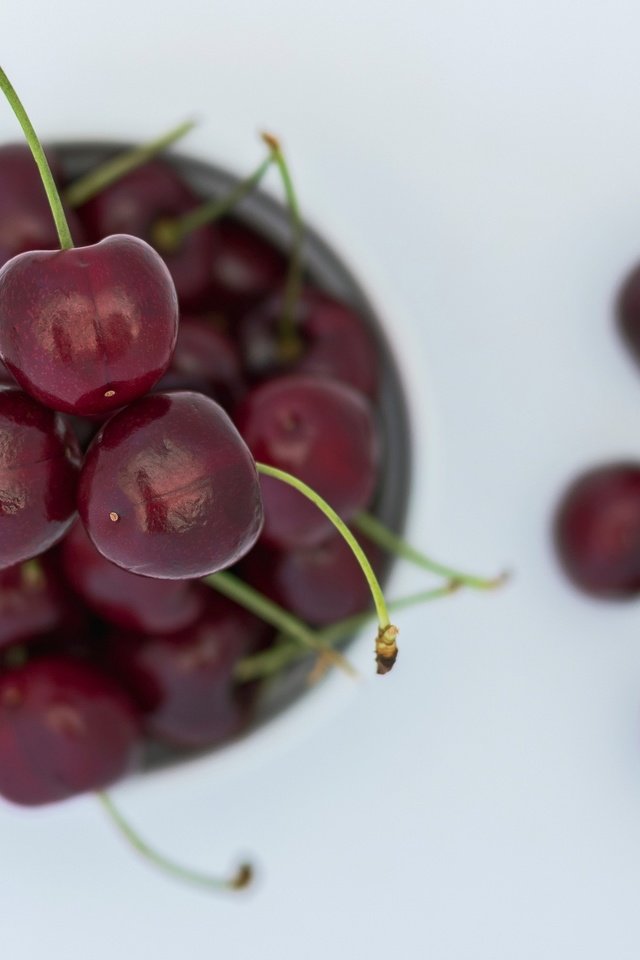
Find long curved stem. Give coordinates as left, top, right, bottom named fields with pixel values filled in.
left=98, top=792, right=252, bottom=893
left=256, top=463, right=399, bottom=673
left=354, top=511, right=508, bottom=590
left=0, top=66, right=73, bottom=249
left=63, top=119, right=197, bottom=208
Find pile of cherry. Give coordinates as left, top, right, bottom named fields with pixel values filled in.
left=555, top=264, right=640, bottom=597
left=0, top=137, right=387, bottom=809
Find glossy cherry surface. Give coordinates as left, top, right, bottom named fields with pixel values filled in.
left=207, top=219, right=285, bottom=314
left=78, top=391, right=264, bottom=579
left=108, top=594, right=266, bottom=747
left=0, top=144, right=85, bottom=268
left=0, top=656, right=139, bottom=805
left=0, top=387, right=81, bottom=570
left=239, top=288, right=379, bottom=398
left=554, top=462, right=640, bottom=597
left=79, top=159, right=215, bottom=307
left=60, top=521, right=207, bottom=634
left=0, top=234, right=178, bottom=416
left=235, top=375, right=379, bottom=549
left=155, top=315, right=244, bottom=408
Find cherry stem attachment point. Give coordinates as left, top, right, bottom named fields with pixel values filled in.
left=260, top=132, right=304, bottom=360
left=255, top=462, right=399, bottom=673
left=0, top=66, right=74, bottom=250
left=63, top=118, right=197, bottom=209
left=354, top=511, right=509, bottom=591
left=153, top=147, right=277, bottom=253
left=97, top=792, right=252, bottom=893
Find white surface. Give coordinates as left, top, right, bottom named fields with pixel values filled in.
left=4, top=1, right=640, bottom=957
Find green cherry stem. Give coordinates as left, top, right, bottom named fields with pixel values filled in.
left=152, top=148, right=277, bottom=253
left=63, top=119, right=197, bottom=208
left=97, top=792, right=252, bottom=893
left=353, top=511, right=509, bottom=591
left=255, top=463, right=399, bottom=674
left=236, top=581, right=460, bottom=682
left=261, top=133, right=304, bottom=359
left=0, top=66, right=74, bottom=250
left=205, top=570, right=356, bottom=677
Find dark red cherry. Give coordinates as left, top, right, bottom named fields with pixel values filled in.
left=60, top=521, right=207, bottom=634
left=0, top=144, right=85, bottom=268
left=235, top=376, right=379, bottom=549
left=554, top=462, right=640, bottom=597
left=0, top=235, right=178, bottom=417
left=239, top=288, right=379, bottom=398
left=0, top=387, right=80, bottom=570
left=155, top=315, right=244, bottom=408
left=0, top=656, right=139, bottom=805
left=241, top=530, right=383, bottom=627
left=78, top=391, right=263, bottom=579
left=107, top=594, right=267, bottom=748
left=207, top=220, right=285, bottom=314
left=79, top=159, right=215, bottom=307
left=0, top=558, right=73, bottom=651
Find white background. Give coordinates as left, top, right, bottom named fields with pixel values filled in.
left=4, top=1, right=640, bottom=957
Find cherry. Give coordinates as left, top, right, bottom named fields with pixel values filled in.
left=0, top=656, right=139, bottom=805
left=0, top=387, right=81, bottom=570
left=0, top=144, right=85, bottom=268
left=155, top=315, right=245, bottom=408
left=78, top=391, right=263, bottom=579
left=60, top=521, right=207, bottom=634
left=207, top=219, right=285, bottom=314
left=240, top=530, right=383, bottom=627
left=0, top=357, right=14, bottom=385
left=235, top=375, right=379, bottom=549
left=107, top=594, right=267, bottom=748
left=0, top=235, right=179, bottom=417
left=0, top=557, right=75, bottom=651
left=238, top=288, right=379, bottom=398
left=554, top=462, right=640, bottom=597
left=78, top=159, right=215, bottom=307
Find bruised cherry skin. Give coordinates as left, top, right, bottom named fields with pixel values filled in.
left=235, top=376, right=379, bottom=549
left=0, top=656, right=140, bottom=806
left=0, top=235, right=178, bottom=417
left=107, top=594, right=268, bottom=748
left=239, top=288, right=379, bottom=398
left=0, top=387, right=81, bottom=570
left=207, top=220, right=286, bottom=314
left=155, top=315, right=245, bottom=409
left=554, top=463, right=640, bottom=597
left=0, top=144, right=85, bottom=268
left=60, top=521, right=207, bottom=634
left=79, top=159, right=215, bottom=307
left=240, top=530, right=383, bottom=627
left=78, top=391, right=264, bottom=579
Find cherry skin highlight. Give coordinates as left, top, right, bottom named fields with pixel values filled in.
left=554, top=462, right=640, bottom=597
left=0, top=387, right=81, bottom=570
left=79, top=159, right=215, bottom=307
left=0, top=656, right=140, bottom=806
left=60, top=521, right=207, bottom=634
left=78, top=391, right=264, bottom=579
left=0, top=235, right=178, bottom=417
left=235, top=375, right=379, bottom=549
left=239, top=288, right=379, bottom=398
left=107, top=594, right=268, bottom=748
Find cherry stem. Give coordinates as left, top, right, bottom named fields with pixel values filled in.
left=354, top=511, right=509, bottom=590
left=255, top=463, right=399, bottom=674
left=97, top=792, right=252, bottom=893
left=260, top=133, right=304, bottom=359
left=236, top=581, right=460, bottom=682
left=63, top=119, right=197, bottom=209
left=205, top=570, right=356, bottom=678
left=152, top=148, right=277, bottom=253
left=0, top=66, right=73, bottom=250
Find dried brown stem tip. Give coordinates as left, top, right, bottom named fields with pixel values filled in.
left=260, top=131, right=281, bottom=152
left=230, top=862, right=254, bottom=890
left=376, top=624, right=399, bottom=675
